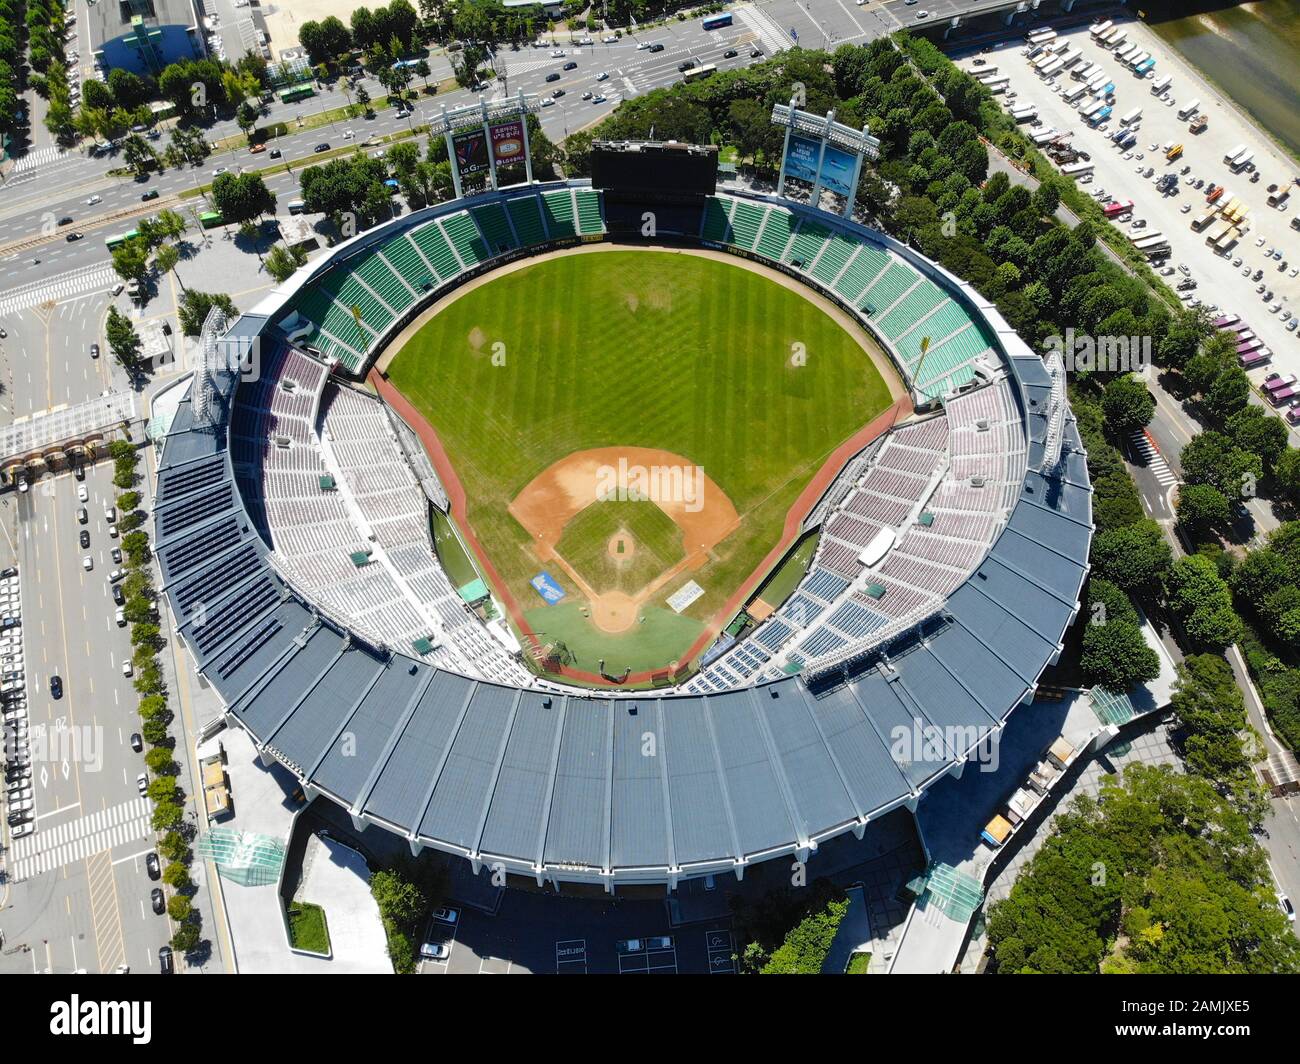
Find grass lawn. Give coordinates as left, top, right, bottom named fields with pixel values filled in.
left=523, top=600, right=704, bottom=678
left=288, top=901, right=331, bottom=955
left=431, top=506, right=480, bottom=590
left=750, top=531, right=820, bottom=612
left=554, top=499, right=685, bottom=595
left=388, top=250, right=892, bottom=669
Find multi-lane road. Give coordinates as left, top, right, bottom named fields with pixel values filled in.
left=0, top=462, right=174, bottom=974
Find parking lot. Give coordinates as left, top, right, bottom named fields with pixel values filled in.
left=962, top=17, right=1300, bottom=396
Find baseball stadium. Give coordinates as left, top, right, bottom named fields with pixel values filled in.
left=153, top=137, right=1092, bottom=890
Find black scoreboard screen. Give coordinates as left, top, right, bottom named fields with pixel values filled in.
left=591, top=141, right=718, bottom=202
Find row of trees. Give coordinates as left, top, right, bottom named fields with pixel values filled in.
left=110, top=441, right=205, bottom=954
left=299, top=1, right=421, bottom=68
left=0, top=0, right=26, bottom=141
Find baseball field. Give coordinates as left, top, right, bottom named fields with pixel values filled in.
left=384, top=246, right=898, bottom=678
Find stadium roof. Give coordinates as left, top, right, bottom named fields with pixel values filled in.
left=155, top=182, right=1091, bottom=889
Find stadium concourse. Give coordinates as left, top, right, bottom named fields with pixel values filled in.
left=152, top=179, right=1091, bottom=891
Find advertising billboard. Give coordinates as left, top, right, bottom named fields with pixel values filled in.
left=783, top=134, right=856, bottom=196
left=783, top=133, right=821, bottom=186
left=818, top=144, right=857, bottom=197
left=453, top=128, right=490, bottom=177
left=490, top=119, right=525, bottom=165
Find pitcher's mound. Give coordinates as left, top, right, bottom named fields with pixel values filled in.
left=607, top=530, right=636, bottom=564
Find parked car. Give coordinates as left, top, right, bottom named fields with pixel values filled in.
left=433, top=906, right=459, bottom=925
left=419, top=942, right=450, bottom=961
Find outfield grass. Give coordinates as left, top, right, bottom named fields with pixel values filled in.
left=388, top=250, right=892, bottom=668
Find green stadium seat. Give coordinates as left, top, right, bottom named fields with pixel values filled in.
left=330, top=273, right=391, bottom=335
left=410, top=221, right=462, bottom=281
left=787, top=222, right=831, bottom=267
left=877, top=279, right=947, bottom=342
left=356, top=251, right=415, bottom=313
left=728, top=201, right=766, bottom=250
left=810, top=233, right=856, bottom=286
left=859, top=262, right=917, bottom=317
left=574, top=188, right=604, bottom=235
left=755, top=207, right=795, bottom=260
left=700, top=197, right=733, bottom=243
left=471, top=201, right=518, bottom=256
left=507, top=195, right=547, bottom=246
left=383, top=235, right=435, bottom=292
left=541, top=189, right=577, bottom=238
left=443, top=212, right=489, bottom=266
left=832, top=245, right=891, bottom=303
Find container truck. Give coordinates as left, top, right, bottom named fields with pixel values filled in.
left=1189, top=114, right=1208, bottom=134
left=1214, top=228, right=1240, bottom=254
left=1204, top=220, right=1232, bottom=244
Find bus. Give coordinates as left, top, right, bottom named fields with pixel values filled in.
left=1135, top=57, right=1156, bottom=76
left=1191, top=212, right=1215, bottom=232
left=702, top=13, right=733, bottom=30
left=1204, top=220, right=1232, bottom=245
left=105, top=230, right=139, bottom=249
left=1102, top=199, right=1133, bottom=219
left=1178, top=98, right=1201, bottom=120
left=683, top=63, right=717, bottom=82
left=1026, top=28, right=1057, bottom=45
left=1223, top=143, right=1246, bottom=164
left=1091, top=20, right=1113, bottom=38
left=199, top=210, right=223, bottom=229
left=1151, top=74, right=1172, bottom=95
left=279, top=83, right=315, bottom=104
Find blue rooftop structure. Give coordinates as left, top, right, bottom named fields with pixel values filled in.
left=154, top=182, right=1091, bottom=890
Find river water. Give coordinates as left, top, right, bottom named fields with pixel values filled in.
left=1144, top=0, right=1300, bottom=162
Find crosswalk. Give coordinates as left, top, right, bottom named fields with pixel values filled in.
left=735, top=2, right=793, bottom=55
left=1129, top=430, right=1178, bottom=486
left=0, top=263, right=117, bottom=316
left=6, top=797, right=153, bottom=881
left=9, top=145, right=74, bottom=174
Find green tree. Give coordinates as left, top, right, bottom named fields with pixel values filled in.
left=1090, top=520, right=1172, bottom=596
left=105, top=307, right=143, bottom=373
left=1100, top=374, right=1154, bottom=435
left=1176, top=483, right=1230, bottom=543
left=264, top=242, right=307, bottom=284
left=178, top=290, right=238, bottom=336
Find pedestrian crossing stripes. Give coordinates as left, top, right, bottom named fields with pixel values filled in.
left=7, top=797, right=152, bottom=881
left=0, top=263, right=117, bottom=316
left=734, top=2, right=792, bottom=56
left=1129, top=430, right=1178, bottom=486
left=9, top=145, right=74, bottom=173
